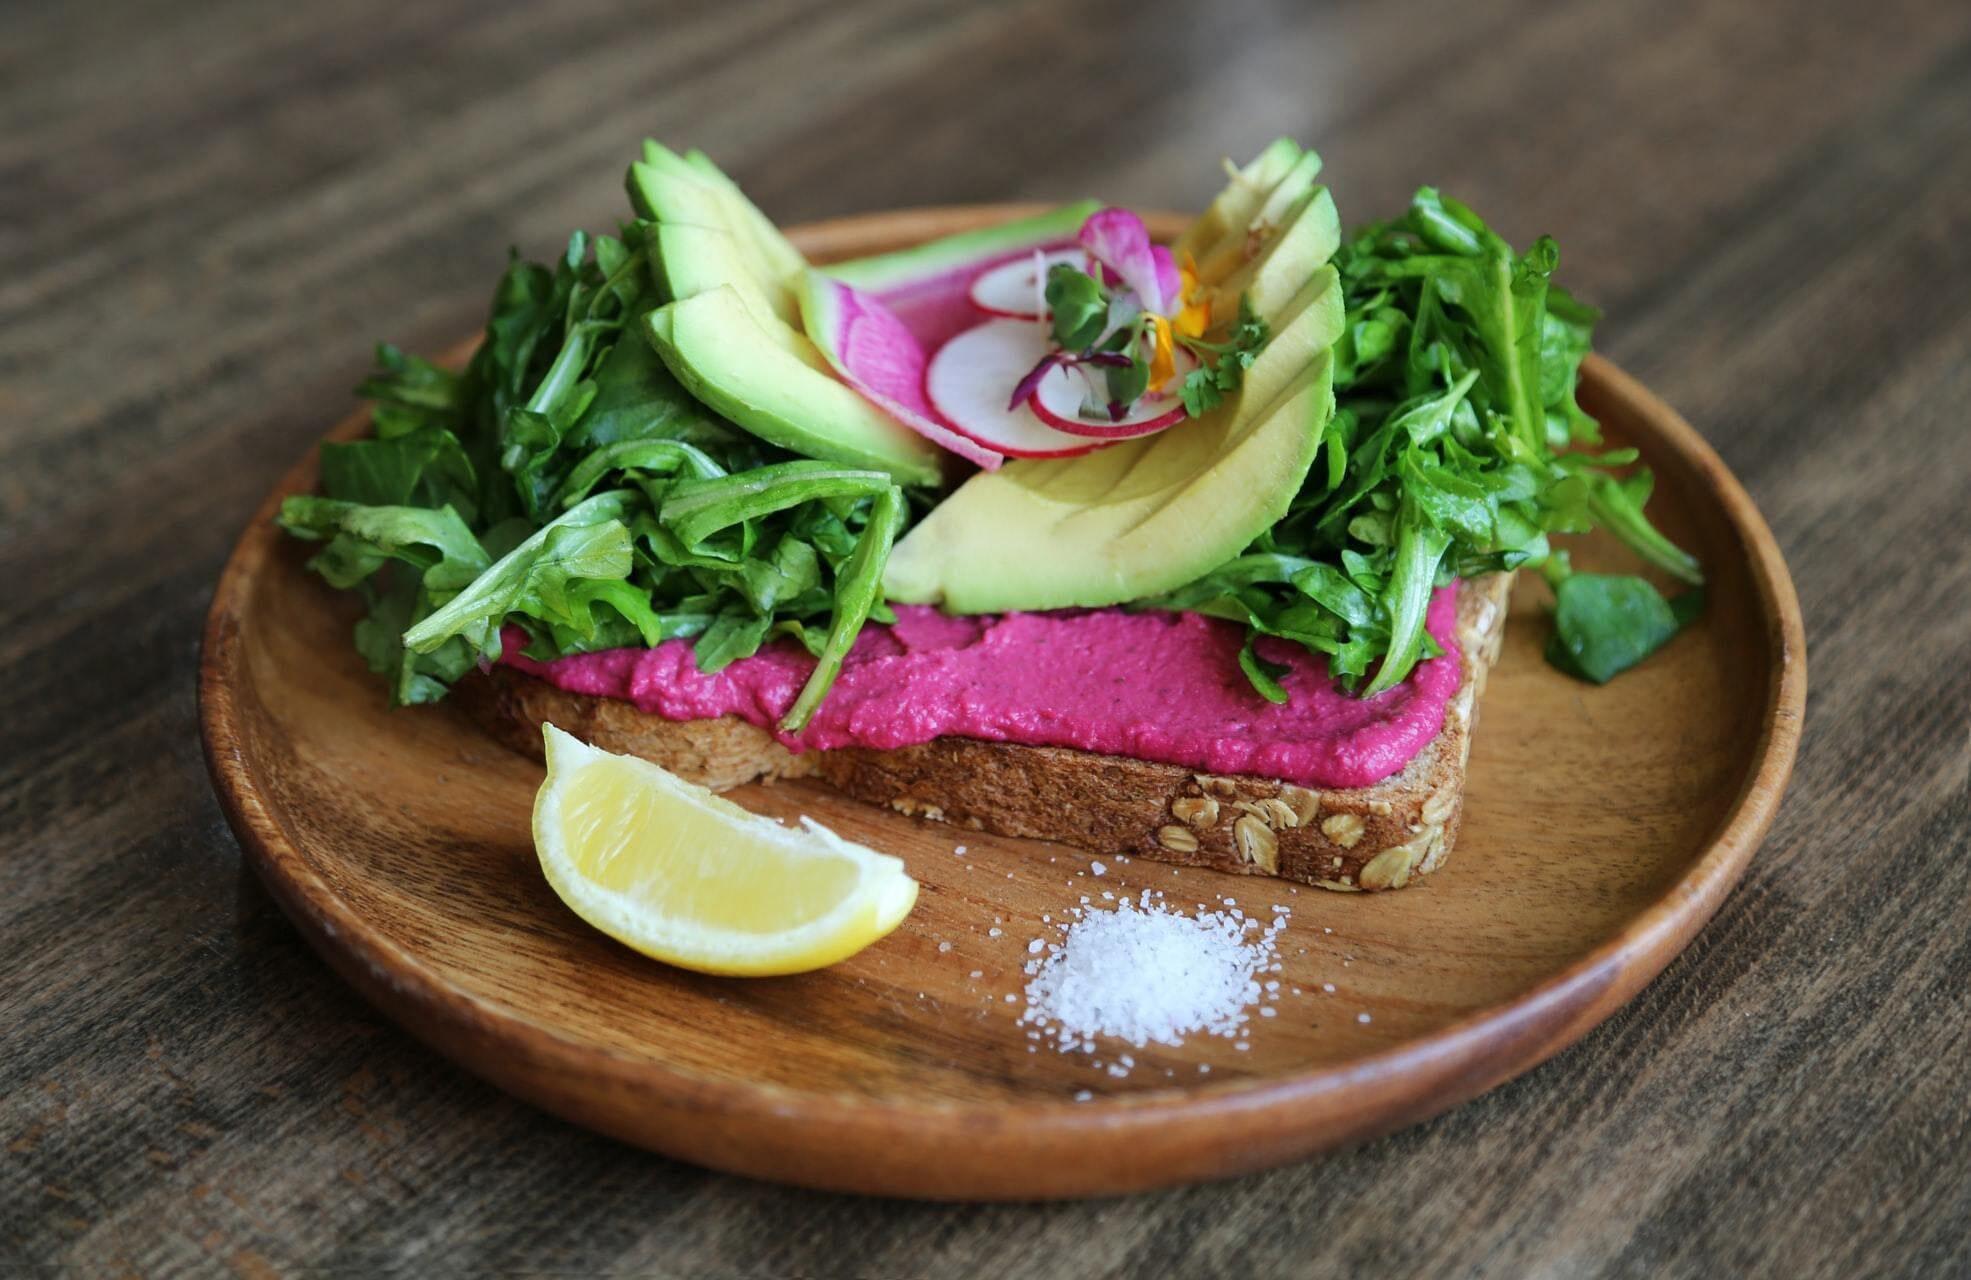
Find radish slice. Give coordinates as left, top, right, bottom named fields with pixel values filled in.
left=924, top=321, right=1103, bottom=459
left=1030, top=364, right=1190, bottom=439
left=968, top=249, right=1085, bottom=320
left=798, top=273, right=1005, bottom=471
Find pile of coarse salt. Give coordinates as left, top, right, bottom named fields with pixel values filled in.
left=1019, top=890, right=1287, bottom=1067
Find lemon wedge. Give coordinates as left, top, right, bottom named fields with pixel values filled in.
left=531, top=725, right=917, bottom=975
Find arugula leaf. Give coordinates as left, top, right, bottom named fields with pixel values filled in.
left=402, top=491, right=636, bottom=655
left=1545, top=572, right=1697, bottom=682
left=781, top=484, right=906, bottom=733
left=1238, top=637, right=1292, bottom=705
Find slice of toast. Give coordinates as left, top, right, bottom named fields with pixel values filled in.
left=458, top=574, right=1512, bottom=891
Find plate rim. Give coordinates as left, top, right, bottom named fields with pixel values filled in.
left=199, top=206, right=1806, bottom=1198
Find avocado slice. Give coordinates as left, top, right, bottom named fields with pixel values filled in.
left=644, top=287, right=943, bottom=488
left=883, top=267, right=1345, bottom=612
left=677, top=146, right=808, bottom=284
left=629, top=143, right=806, bottom=325
left=1206, top=185, right=1341, bottom=322
left=1192, top=148, right=1327, bottom=285
left=1172, top=138, right=1304, bottom=261
left=651, top=222, right=802, bottom=340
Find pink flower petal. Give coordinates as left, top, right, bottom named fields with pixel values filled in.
left=1078, top=208, right=1170, bottom=314
left=1149, top=245, right=1181, bottom=314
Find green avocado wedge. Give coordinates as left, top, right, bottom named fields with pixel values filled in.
left=882, top=266, right=1345, bottom=612
left=1206, top=185, right=1340, bottom=323
left=643, top=287, right=944, bottom=488
left=1190, top=147, right=1326, bottom=284
left=629, top=142, right=807, bottom=326
left=1171, top=137, right=1303, bottom=261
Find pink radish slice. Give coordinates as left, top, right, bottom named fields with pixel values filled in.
left=1030, top=368, right=1189, bottom=439
left=924, top=321, right=1103, bottom=459
left=968, top=249, right=1085, bottom=320
left=800, top=275, right=1005, bottom=470
left=1027, top=348, right=1197, bottom=439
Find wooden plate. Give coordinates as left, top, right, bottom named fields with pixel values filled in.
left=200, top=208, right=1805, bottom=1200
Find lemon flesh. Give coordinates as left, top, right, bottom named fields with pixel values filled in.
left=532, top=726, right=917, bottom=976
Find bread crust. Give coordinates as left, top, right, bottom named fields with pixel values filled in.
left=456, top=574, right=1513, bottom=890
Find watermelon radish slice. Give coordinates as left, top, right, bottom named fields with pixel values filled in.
left=968, top=248, right=1085, bottom=320
left=924, top=321, right=1103, bottom=459
left=1030, top=359, right=1191, bottom=439
left=822, top=201, right=1100, bottom=350
left=798, top=272, right=1005, bottom=471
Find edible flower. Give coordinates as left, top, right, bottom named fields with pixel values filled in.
left=1008, top=207, right=1267, bottom=425
left=1077, top=208, right=1181, bottom=315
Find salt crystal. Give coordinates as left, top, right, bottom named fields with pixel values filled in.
left=1017, top=892, right=1284, bottom=1055
left=1260, top=1007, right=1277, bottom=1018
left=1027, top=939, right=1044, bottom=955
left=987, top=928, right=1002, bottom=938
left=1005, top=994, right=1018, bottom=1003
left=1322, top=983, right=1336, bottom=993
left=1091, top=861, right=1107, bottom=877
left=937, top=941, right=952, bottom=953
left=1074, top=1090, right=1093, bottom=1102
left=1357, top=1012, right=1372, bottom=1023
left=955, top=845, right=968, bottom=855
left=970, top=970, right=984, bottom=979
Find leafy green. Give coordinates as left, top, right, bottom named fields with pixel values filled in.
left=1157, top=187, right=1700, bottom=694
left=1177, top=297, right=1270, bottom=417
left=1045, top=263, right=1108, bottom=350
left=280, top=224, right=913, bottom=721
left=1545, top=572, right=1701, bottom=683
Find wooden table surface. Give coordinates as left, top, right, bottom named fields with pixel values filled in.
left=5, top=0, right=1968, bottom=1274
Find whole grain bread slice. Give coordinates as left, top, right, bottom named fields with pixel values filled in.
left=457, top=574, right=1513, bottom=891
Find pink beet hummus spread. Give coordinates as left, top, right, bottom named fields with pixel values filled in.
left=500, top=584, right=1463, bottom=789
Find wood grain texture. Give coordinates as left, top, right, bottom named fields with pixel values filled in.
left=3, top=0, right=1967, bottom=1271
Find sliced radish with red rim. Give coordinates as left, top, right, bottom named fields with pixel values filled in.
left=924, top=320, right=1103, bottom=459
left=968, top=248, right=1087, bottom=320
left=1027, top=351, right=1195, bottom=439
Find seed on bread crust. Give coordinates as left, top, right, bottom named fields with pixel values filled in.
left=1278, top=785, right=1320, bottom=826
left=1256, top=797, right=1301, bottom=829
left=1233, top=815, right=1278, bottom=871
left=1321, top=813, right=1366, bottom=848
left=1157, top=824, right=1200, bottom=853
left=1171, top=795, right=1219, bottom=829
left=1359, top=840, right=1421, bottom=891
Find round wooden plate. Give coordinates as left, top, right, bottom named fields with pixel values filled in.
left=200, top=208, right=1805, bottom=1200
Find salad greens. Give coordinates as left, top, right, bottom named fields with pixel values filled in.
left=278, top=222, right=907, bottom=730
left=1148, top=188, right=1701, bottom=694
